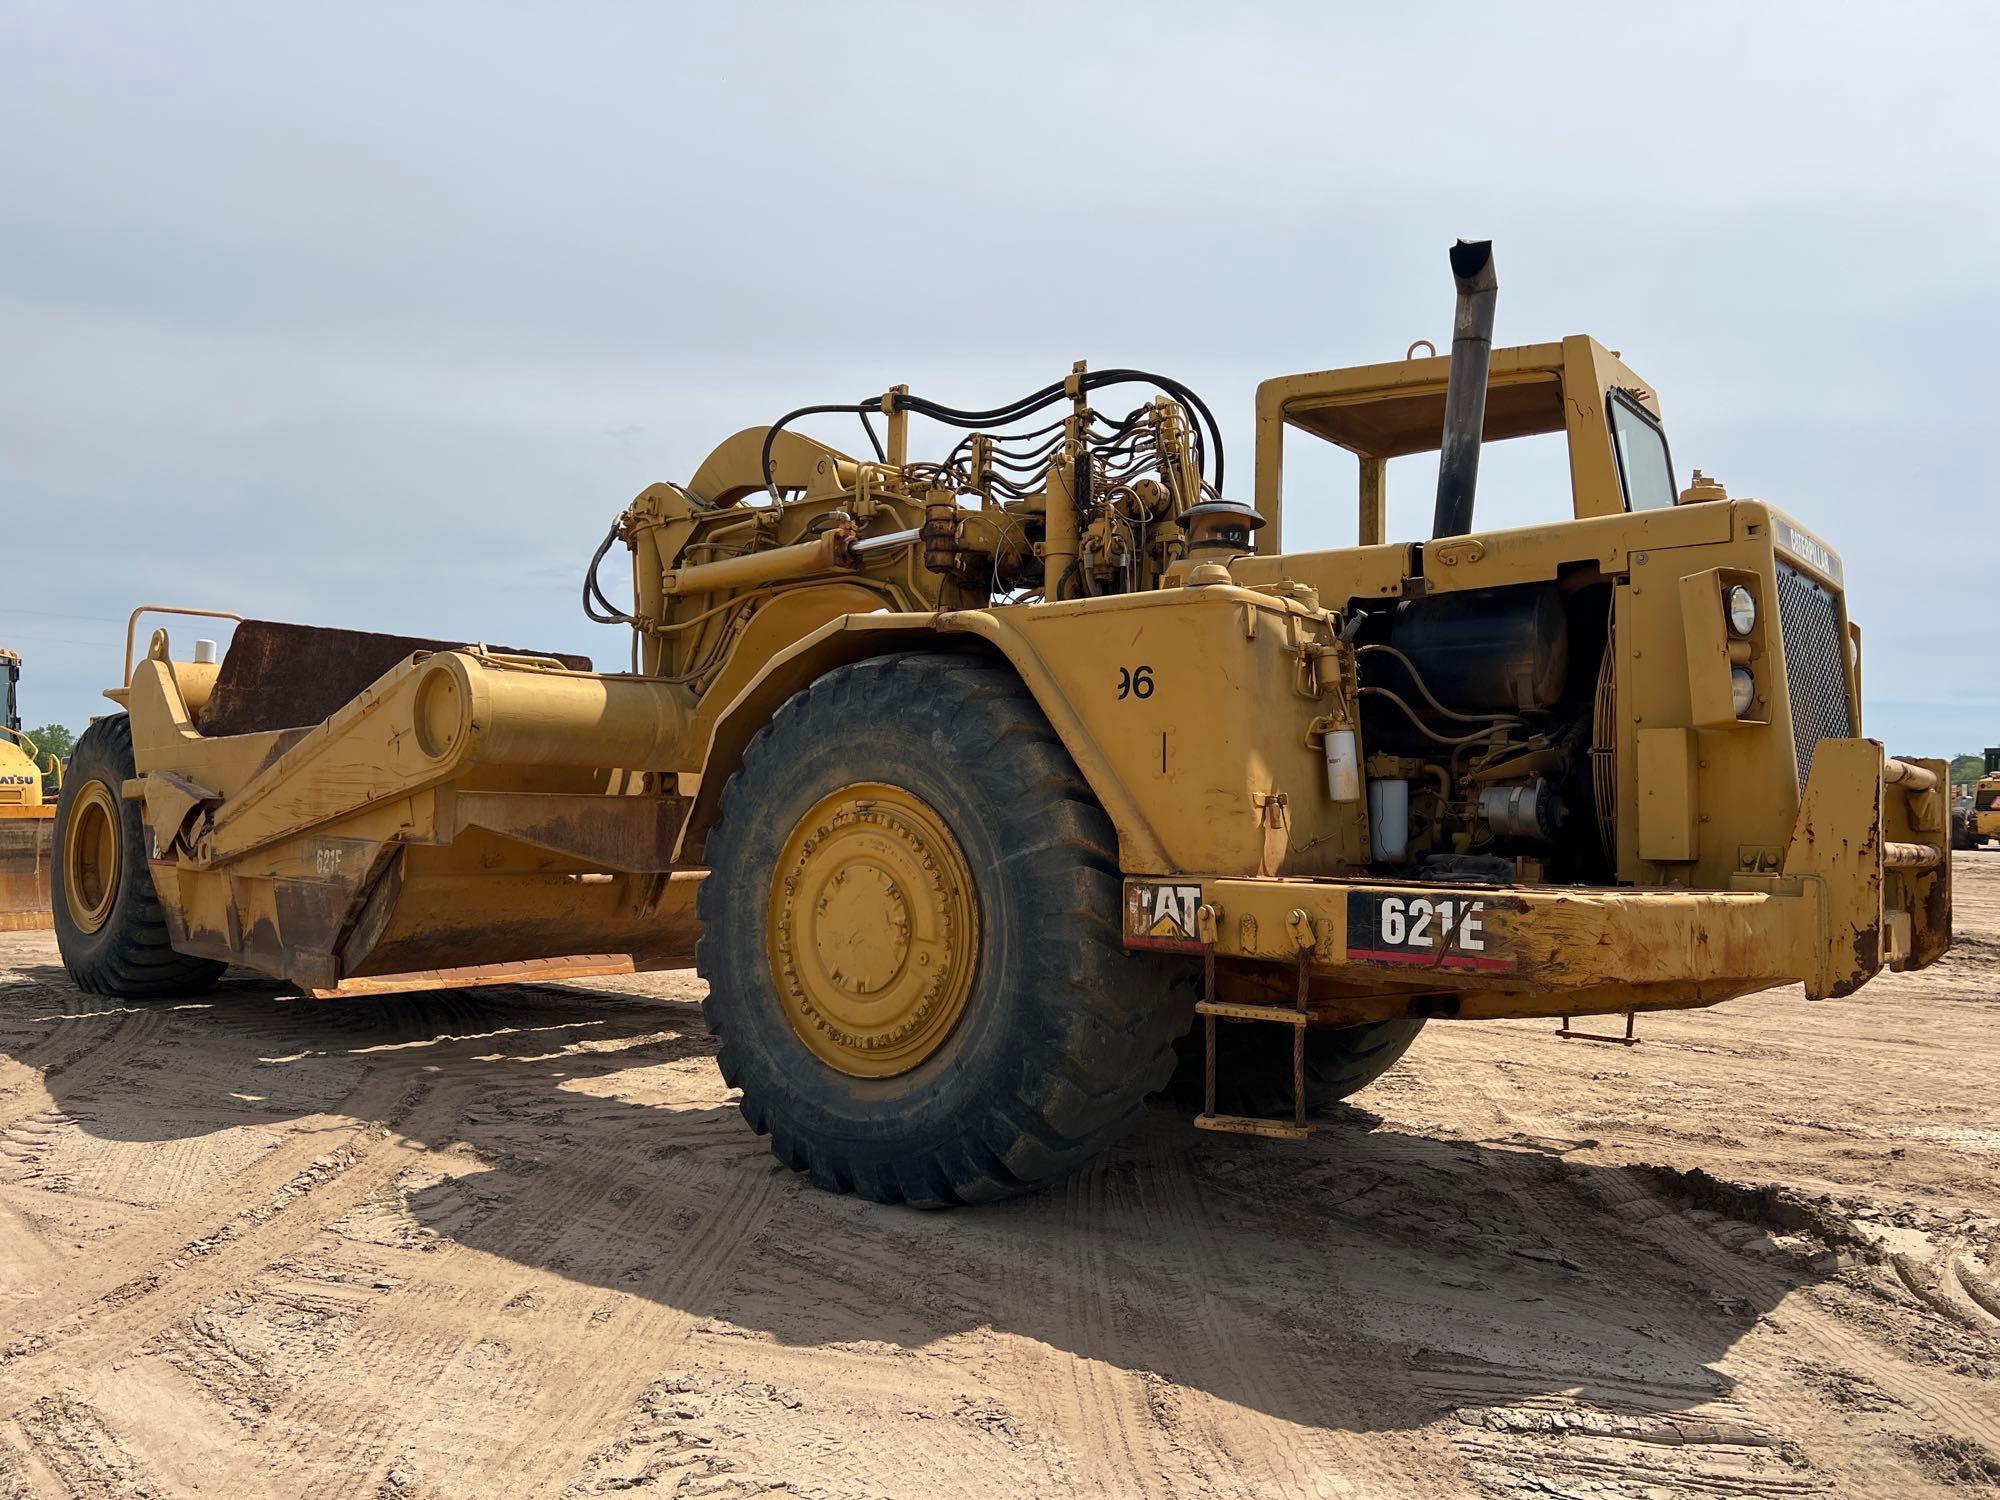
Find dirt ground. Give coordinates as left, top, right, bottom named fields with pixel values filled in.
left=0, top=867, right=1995, bottom=1500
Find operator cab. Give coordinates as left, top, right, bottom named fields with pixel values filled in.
left=1252, top=336, right=1682, bottom=551
left=1, top=649, right=18, bottom=735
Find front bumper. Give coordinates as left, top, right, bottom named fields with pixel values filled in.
left=1124, top=739, right=1949, bottom=1019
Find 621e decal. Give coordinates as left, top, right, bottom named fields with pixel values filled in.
left=1345, top=891, right=1514, bottom=971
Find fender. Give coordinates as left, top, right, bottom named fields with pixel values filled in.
left=674, top=610, right=1175, bottom=871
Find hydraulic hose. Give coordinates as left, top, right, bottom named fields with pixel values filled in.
left=757, top=370, right=1228, bottom=499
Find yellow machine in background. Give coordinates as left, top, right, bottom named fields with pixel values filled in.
left=1956, top=748, right=2000, bottom=849
left=0, top=649, right=60, bottom=931
left=52, top=243, right=1951, bottom=1203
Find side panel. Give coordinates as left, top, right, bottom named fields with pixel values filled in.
left=1635, top=728, right=1698, bottom=862
left=1008, top=589, right=1363, bottom=877
left=681, top=590, right=1360, bottom=878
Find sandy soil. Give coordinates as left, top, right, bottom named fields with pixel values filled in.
left=1, top=867, right=1996, bottom=1499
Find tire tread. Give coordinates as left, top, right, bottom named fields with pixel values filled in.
left=697, top=651, right=1190, bottom=1205
left=53, top=714, right=226, bottom=1000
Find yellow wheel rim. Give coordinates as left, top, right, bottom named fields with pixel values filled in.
left=767, top=782, right=979, bottom=1078
left=64, top=781, right=123, bottom=934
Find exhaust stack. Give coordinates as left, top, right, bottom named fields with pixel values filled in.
left=1431, top=239, right=1498, bottom=540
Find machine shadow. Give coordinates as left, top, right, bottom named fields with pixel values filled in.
left=3, top=963, right=1820, bottom=1436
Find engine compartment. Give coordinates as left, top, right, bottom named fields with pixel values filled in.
left=1347, top=575, right=1614, bottom=885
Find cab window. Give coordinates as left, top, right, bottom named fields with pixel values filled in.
left=1608, top=388, right=1675, bottom=510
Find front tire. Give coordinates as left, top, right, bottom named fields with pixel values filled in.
left=53, top=715, right=225, bottom=998
left=696, top=652, right=1192, bottom=1206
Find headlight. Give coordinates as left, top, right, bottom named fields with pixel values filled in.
left=1725, top=584, right=1757, bottom=636
left=1731, top=667, right=1756, bottom=717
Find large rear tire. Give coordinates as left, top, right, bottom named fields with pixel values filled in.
left=53, top=715, right=226, bottom=998
left=1171, top=1017, right=1425, bottom=1117
left=696, top=652, right=1193, bottom=1206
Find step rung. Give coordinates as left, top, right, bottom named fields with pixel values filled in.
left=1195, top=1000, right=1309, bottom=1026
left=1194, top=1113, right=1314, bottom=1141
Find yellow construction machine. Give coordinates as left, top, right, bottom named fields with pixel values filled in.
left=0, top=649, right=60, bottom=931
left=54, top=243, right=1951, bottom=1202
left=1954, top=749, right=2000, bottom=849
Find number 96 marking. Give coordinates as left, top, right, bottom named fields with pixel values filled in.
left=1116, top=665, right=1155, bottom=701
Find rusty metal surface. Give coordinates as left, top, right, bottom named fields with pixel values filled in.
left=1191, top=1113, right=1314, bottom=1141
left=196, top=619, right=591, bottom=738
left=301, top=952, right=643, bottom=999
left=1556, top=1012, right=1640, bottom=1046
left=1885, top=755, right=1951, bottom=971
left=449, top=791, right=685, bottom=873
left=1882, top=841, right=1943, bottom=870
left=1153, top=872, right=1804, bottom=1015
left=1194, top=999, right=1309, bottom=1026
left=1782, top=737, right=1885, bottom=997
left=345, top=864, right=704, bottom=981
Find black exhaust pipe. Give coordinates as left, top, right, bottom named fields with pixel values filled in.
left=1431, top=239, right=1497, bottom=540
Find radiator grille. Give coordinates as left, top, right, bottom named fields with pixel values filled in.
left=1774, top=562, right=1854, bottom=791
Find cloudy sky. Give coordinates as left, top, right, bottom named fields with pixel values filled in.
left=3, top=2, right=1995, bottom=757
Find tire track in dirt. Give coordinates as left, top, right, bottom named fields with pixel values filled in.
left=1036, top=1154, right=1175, bottom=1499
left=237, top=1084, right=786, bottom=1497
left=314, top=1156, right=785, bottom=1499
left=1400, top=1083, right=1791, bottom=1450
left=0, top=998, right=168, bottom=1133
left=0, top=965, right=91, bottom=1071
left=1597, top=1163, right=2000, bottom=1464
left=1136, top=1135, right=1451, bottom=1499
left=1439, top=1071, right=1981, bottom=1497
left=0, top=1195, right=60, bottom=1295
left=0, top=983, right=570, bottom=1385
left=0, top=1068, right=453, bottom=1402
left=670, top=1181, right=1083, bottom=1496
left=10, top=1392, right=169, bottom=1500
left=94, top=989, right=688, bottom=1467
left=144, top=1275, right=374, bottom=1432
left=501, top=1159, right=786, bottom=1499
left=0, top=1420, right=51, bottom=1499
